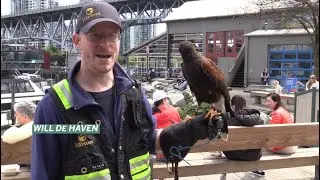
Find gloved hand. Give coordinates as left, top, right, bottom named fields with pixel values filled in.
left=208, top=113, right=229, bottom=140
left=159, top=113, right=229, bottom=162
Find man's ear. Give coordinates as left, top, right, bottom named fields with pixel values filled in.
left=72, top=33, right=80, bottom=48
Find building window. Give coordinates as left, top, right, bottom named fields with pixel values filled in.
left=207, top=33, right=214, bottom=53
left=235, top=31, right=244, bottom=52
left=268, top=44, right=314, bottom=91
left=206, top=30, right=244, bottom=62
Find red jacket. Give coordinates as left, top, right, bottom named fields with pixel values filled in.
left=270, top=107, right=293, bottom=152
left=154, top=105, right=181, bottom=129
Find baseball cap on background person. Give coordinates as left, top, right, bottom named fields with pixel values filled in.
left=152, top=90, right=168, bottom=103
left=76, top=1, right=123, bottom=33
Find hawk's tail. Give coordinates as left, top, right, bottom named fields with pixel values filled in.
left=222, top=88, right=235, bottom=117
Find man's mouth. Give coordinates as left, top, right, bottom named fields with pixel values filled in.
left=96, top=54, right=112, bottom=58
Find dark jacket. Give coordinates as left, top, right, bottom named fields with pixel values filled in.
left=223, top=109, right=264, bottom=161
left=31, top=61, right=156, bottom=180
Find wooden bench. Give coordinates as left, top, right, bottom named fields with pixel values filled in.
left=153, top=123, right=319, bottom=179
left=1, top=137, right=31, bottom=180
left=1, top=124, right=318, bottom=179
left=250, top=90, right=295, bottom=105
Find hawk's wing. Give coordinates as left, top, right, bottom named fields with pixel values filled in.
left=200, top=57, right=225, bottom=85
left=182, top=67, right=196, bottom=94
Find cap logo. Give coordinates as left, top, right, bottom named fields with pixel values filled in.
left=82, top=7, right=101, bottom=22
left=86, top=8, right=94, bottom=15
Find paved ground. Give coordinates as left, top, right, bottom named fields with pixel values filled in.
left=164, top=165, right=316, bottom=179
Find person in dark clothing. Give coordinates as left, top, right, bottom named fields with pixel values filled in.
left=150, top=69, right=157, bottom=79
left=148, top=69, right=157, bottom=83
left=222, top=95, right=265, bottom=176
left=261, top=68, right=269, bottom=85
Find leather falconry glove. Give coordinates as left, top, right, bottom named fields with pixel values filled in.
left=159, top=112, right=229, bottom=162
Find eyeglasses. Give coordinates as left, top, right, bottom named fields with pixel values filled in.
left=84, top=33, right=120, bottom=43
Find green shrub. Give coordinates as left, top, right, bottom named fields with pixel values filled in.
left=178, top=92, right=211, bottom=120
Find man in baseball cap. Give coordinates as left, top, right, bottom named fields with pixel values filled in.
left=31, top=1, right=228, bottom=180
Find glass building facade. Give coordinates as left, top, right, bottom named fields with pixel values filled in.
left=268, top=44, right=314, bottom=90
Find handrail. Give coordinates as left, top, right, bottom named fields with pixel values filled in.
left=228, top=44, right=245, bottom=86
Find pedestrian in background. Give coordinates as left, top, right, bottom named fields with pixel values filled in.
left=306, top=75, right=319, bottom=90
left=261, top=68, right=269, bottom=85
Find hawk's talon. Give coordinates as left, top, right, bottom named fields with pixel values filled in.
left=205, top=108, right=221, bottom=121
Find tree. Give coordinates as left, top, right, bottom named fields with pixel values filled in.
left=178, top=92, right=211, bottom=120
left=254, top=0, right=319, bottom=77
left=117, top=56, right=127, bottom=66
left=43, top=45, right=66, bottom=66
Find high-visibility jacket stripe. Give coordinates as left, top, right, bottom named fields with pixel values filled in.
left=52, top=79, right=72, bottom=110
left=65, top=168, right=111, bottom=180
left=132, top=166, right=151, bottom=180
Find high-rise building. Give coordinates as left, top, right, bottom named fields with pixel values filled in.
left=132, top=24, right=155, bottom=47
left=10, top=0, right=59, bottom=49
left=120, top=27, right=131, bottom=54
left=11, top=0, right=58, bottom=14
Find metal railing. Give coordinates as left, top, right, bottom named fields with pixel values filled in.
left=228, top=44, right=245, bottom=86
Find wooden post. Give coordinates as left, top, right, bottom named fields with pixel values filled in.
left=11, top=78, right=16, bottom=125
left=311, top=87, right=316, bottom=122
left=316, top=165, right=319, bottom=180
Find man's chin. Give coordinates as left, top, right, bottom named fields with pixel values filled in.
left=96, top=66, right=114, bottom=74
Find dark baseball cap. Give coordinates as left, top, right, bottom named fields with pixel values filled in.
left=76, top=1, right=122, bottom=33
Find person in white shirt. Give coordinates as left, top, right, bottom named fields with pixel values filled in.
left=306, top=75, right=319, bottom=91
left=2, top=101, right=36, bottom=144
left=273, top=80, right=283, bottom=95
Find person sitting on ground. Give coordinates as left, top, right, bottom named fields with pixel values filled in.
left=175, top=69, right=188, bottom=91
left=266, top=92, right=297, bottom=154
left=222, top=95, right=265, bottom=176
left=273, top=80, right=282, bottom=95
left=152, top=90, right=181, bottom=130
left=2, top=101, right=36, bottom=144
left=306, top=75, right=319, bottom=90
left=152, top=90, right=181, bottom=161
left=177, top=69, right=184, bottom=84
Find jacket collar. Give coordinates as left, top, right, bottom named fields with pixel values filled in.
left=67, top=60, right=134, bottom=109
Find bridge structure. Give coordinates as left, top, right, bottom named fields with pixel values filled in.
left=1, top=0, right=194, bottom=52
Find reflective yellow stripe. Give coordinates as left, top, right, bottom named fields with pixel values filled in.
left=52, top=79, right=72, bottom=110
left=129, top=152, right=149, bottom=164
left=65, top=168, right=110, bottom=180
left=130, top=159, right=149, bottom=175
left=62, top=78, right=71, bottom=94
left=132, top=166, right=151, bottom=180
left=129, top=152, right=151, bottom=179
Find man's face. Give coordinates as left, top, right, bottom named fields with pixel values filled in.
left=15, top=111, right=29, bottom=125
left=72, top=22, right=121, bottom=75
